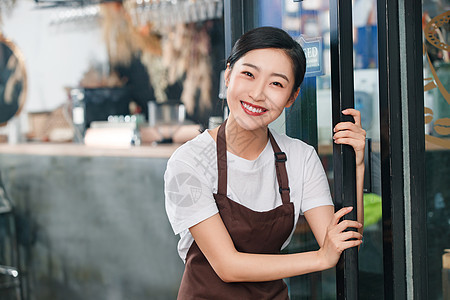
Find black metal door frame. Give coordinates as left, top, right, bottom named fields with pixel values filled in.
left=329, top=0, right=359, bottom=298
left=377, top=0, right=428, bottom=298
left=223, top=0, right=257, bottom=59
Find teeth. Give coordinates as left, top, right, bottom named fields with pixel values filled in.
left=243, top=102, right=264, bottom=114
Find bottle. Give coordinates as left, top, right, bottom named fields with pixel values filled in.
left=70, top=88, right=85, bottom=143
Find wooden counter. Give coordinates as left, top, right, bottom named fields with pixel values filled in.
left=0, top=142, right=180, bottom=158
left=0, top=137, right=445, bottom=161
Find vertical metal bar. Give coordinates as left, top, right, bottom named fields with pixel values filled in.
left=403, top=0, right=428, bottom=297
left=242, top=1, right=258, bottom=33
left=329, top=0, right=358, bottom=299
left=399, top=0, right=428, bottom=299
left=376, top=0, right=428, bottom=297
left=223, top=0, right=240, bottom=59
left=223, top=0, right=258, bottom=59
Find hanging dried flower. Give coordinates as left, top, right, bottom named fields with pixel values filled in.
left=100, top=1, right=161, bottom=66
left=103, top=1, right=214, bottom=112
left=161, top=23, right=212, bottom=114
left=141, top=52, right=169, bottom=103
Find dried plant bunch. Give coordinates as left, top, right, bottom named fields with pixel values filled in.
left=103, top=1, right=213, bottom=113
left=100, top=1, right=161, bottom=66
left=161, top=23, right=212, bottom=114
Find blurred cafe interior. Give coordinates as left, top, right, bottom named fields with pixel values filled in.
left=0, top=0, right=449, bottom=299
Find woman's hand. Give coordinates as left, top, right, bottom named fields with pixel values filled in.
left=316, top=207, right=363, bottom=269
left=333, top=109, right=366, bottom=167
left=333, top=108, right=366, bottom=233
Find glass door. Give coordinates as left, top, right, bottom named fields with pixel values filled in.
left=224, top=0, right=432, bottom=298
left=222, top=0, right=383, bottom=298
left=255, top=1, right=383, bottom=299
left=258, top=2, right=339, bottom=299
left=422, top=1, right=450, bottom=299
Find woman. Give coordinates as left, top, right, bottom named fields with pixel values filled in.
left=164, top=26, right=366, bottom=299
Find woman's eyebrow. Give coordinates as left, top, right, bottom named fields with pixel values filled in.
left=241, top=63, right=289, bottom=83
left=272, top=72, right=289, bottom=83
left=242, top=63, right=260, bottom=70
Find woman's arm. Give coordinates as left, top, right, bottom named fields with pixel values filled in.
left=188, top=109, right=365, bottom=283
left=189, top=207, right=362, bottom=283
left=305, top=109, right=366, bottom=247
left=304, top=205, right=335, bottom=247
left=333, top=108, right=366, bottom=233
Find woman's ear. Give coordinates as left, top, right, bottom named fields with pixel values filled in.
left=285, top=88, right=300, bottom=108
left=224, top=64, right=231, bottom=87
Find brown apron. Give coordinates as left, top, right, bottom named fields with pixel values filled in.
left=178, top=120, right=295, bottom=300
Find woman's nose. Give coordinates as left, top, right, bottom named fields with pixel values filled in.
left=248, top=81, right=266, bottom=101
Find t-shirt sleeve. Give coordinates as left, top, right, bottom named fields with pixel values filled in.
left=300, top=147, right=334, bottom=214
left=164, top=158, right=219, bottom=235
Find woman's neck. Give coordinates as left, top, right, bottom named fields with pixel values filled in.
left=224, top=116, right=268, bottom=160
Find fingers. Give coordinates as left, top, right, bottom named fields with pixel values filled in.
left=333, top=121, right=365, bottom=134
left=330, top=207, right=363, bottom=233
left=320, top=209, right=364, bottom=267
left=340, top=230, right=363, bottom=241
left=342, top=108, right=361, bottom=125
left=341, top=239, right=363, bottom=250
left=333, top=121, right=366, bottom=145
left=332, top=207, right=353, bottom=225
left=333, top=109, right=366, bottom=141
left=324, top=224, right=363, bottom=256
left=333, top=115, right=366, bottom=158
left=333, top=137, right=366, bottom=152
left=333, top=130, right=366, bottom=143
left=333, top=132, right=365, bottom=148
left=335, top=220, right=363, bottom=234
left=328, top=217, right=363, bottom=250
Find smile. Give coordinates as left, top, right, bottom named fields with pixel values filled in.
left=241, top=101, right=268, bottom=116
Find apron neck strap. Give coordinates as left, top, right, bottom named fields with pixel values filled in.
left=216, top=119, right=228, bottom=196
left=269, top=131, right=290, bottom=205
left=216, top=120, right=291, bottom=205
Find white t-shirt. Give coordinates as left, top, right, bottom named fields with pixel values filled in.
left=164, top=130, right=333, bottom=262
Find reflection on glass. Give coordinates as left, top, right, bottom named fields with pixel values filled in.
left=422, top=3, right=450, bottom=299
left=258, top=0, right=383, bottom=298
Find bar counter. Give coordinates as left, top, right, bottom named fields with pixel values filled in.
left=0, top=142, right=180, bottom=158
left=0, top=142, right=184, bottom=300
left=1, top=139, right=446, bottom=300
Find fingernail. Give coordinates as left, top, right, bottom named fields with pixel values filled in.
left=347, top=207, right=353, bottom=211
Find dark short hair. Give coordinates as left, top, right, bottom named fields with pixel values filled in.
left=227, top=26, right=307, bottom=94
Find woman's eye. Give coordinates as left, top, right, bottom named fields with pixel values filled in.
left=272, top=82, right=284, bottom=88
left=243, top=71, right=254, bottom=78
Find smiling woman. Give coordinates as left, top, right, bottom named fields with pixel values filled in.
left=164, top=26, right=366, bottom=300
left=223, top=48, right=298, bottom=138
left=0, top=34, right=26, bottom=126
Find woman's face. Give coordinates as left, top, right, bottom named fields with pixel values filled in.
left=225, top=48, right=299, bottom=132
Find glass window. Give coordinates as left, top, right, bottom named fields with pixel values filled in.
left=258, top=0, right=383, bottom=298
left=422, top=2, right=450, bottom=299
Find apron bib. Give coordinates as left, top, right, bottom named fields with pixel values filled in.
left=178, top=120, right=295, bottom=300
